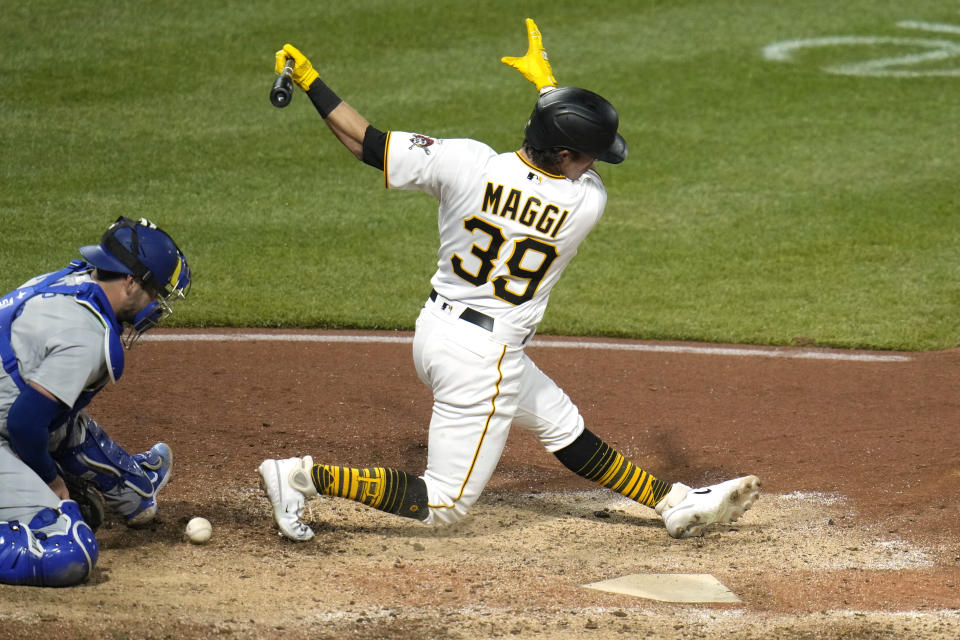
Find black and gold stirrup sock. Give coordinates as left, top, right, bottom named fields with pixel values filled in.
left=310, top=465, right=429, bottom=521
left=553, top=428, right=672, bottom=508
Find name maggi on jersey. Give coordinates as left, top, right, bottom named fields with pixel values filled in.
left=481, top=183, right=569, bottom=239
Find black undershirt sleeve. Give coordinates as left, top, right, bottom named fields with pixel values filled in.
left=362, top=126, right=387, bottom=171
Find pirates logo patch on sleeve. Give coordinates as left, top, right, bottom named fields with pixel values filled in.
left=408, top=134, right=435, bottom=155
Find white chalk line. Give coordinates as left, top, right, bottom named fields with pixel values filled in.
left=142, top=332, right=910, bottom=362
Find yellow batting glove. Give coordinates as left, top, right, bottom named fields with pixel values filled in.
left=500, top=18, right=558, bottom=92
left=275, top=43, right=320, bottom=91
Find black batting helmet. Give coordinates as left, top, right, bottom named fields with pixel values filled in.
left=524, top=87, right=628, bottom=164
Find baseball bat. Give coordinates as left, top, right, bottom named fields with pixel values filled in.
left=270, top=59, right=295, bottom=108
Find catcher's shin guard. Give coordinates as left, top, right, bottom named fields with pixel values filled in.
left=53, top=416, right=172, bottom=525
left=0, top=501, right=99, bottom=587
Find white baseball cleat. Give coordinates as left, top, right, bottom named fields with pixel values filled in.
left=258, top=456, right=318, bottom=541
left=655, top=475, right=761, bottom=539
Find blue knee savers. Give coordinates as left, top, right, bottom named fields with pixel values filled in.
left=0, top=501, right=99, bottom=587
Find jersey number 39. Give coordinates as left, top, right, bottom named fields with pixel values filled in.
left=451, top=217, right=558, bottom=305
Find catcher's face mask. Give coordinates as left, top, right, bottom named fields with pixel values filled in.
left=128, top=256, right=191, bottom=347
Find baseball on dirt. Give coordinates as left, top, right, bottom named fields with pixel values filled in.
left=185, top=517, right=212, bottom=544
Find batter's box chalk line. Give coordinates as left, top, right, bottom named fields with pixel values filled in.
left=141, top=332, right=911, bottom=363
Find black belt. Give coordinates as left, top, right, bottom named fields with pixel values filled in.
left=429, top=289, right=494, bottom=332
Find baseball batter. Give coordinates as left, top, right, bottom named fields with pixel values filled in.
left=0, top=217, right=191, bottom=587
left=260, top=20, right=760, bottom=541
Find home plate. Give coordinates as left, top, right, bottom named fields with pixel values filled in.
left=583, top=573, right=741, bottom=603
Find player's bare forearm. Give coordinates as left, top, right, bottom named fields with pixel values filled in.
left=323, top=102, right=369, bottom=161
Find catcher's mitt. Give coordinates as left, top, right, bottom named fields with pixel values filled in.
left=62, top=474, right=106, bottom=531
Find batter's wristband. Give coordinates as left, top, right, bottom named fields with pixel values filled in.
left=306, top=79, right=343, bottom=118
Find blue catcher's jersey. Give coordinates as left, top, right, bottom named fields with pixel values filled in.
left=0, top=261, right=124, bottom=434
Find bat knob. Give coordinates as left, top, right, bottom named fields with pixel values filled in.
left=270, top=74, right=294, bottom=108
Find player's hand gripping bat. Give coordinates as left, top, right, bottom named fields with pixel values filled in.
left=274, top=44, right=320, bottom=92
left=270, top=58, right=295, bottom=108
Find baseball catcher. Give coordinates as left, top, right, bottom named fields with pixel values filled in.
left=260, top=19, right=760, bottom=541
left=0, top=217, right=191, bottom=586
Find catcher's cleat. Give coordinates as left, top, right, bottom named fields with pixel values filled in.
left=656, top=475, right=761, bottom=539
left=258, top=456, right=317, bottom=541
left=135, top=442, right=174, bottom=492
left=126, top=442, right=173, bottom=527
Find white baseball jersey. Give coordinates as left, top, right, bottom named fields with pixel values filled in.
left=384, top=132, right=605, bottom=525
left=386, top=132, right=607, bottom=332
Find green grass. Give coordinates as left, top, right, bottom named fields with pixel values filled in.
left=2, top=0, right=958, bottom=350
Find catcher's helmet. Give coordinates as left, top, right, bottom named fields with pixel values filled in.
left=524, top=87, right=628, bottom=164
left=79, top=217, right=191, bottom=342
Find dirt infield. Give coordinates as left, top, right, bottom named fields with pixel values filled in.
left=1, top=331, right=958, bottom=639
